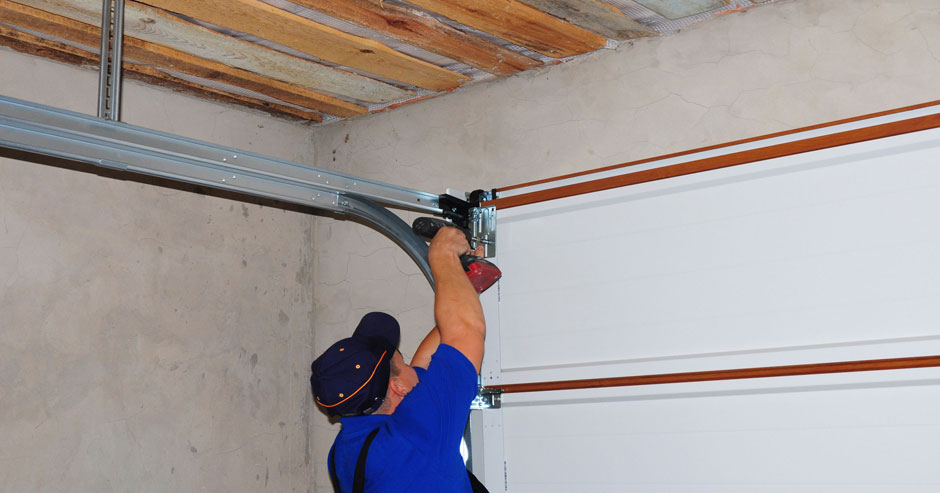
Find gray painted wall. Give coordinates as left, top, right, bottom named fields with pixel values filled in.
left=1, top=50, right=319, bottom=491
left=309, top=0, right=940, bottom=491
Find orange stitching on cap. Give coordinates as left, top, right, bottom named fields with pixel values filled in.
left=319, top=350, right=387, bottom=408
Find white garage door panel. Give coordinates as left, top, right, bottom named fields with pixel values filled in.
left=495, top=130, right=940, bottom=376
left=480, top=122, right=940, bottom=492
left=501, top=375, right=940, bottom=491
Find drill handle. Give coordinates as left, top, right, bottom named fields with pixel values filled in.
left=412, top=216, right=502, bottom=293
left=412, top=217, right=472, bottom=245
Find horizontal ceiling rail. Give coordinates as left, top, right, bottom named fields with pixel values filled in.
left=493, top=354, right=940, bottom=394
left=485, top=99, right=940, bottom=210
left=0, top=95, right=440, bottom=211
left=0, top=94, right=440, bottom=284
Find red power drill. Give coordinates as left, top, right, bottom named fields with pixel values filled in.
left=412, top=217, right=502, bottom=293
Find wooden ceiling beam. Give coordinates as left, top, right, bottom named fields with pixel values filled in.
left=292, top=0, right=542, bottom=76
left=517, top=0, right=657, bottom=40
left=0, top=24, right=324, bottom=121
left=403, top=0, right=607, bottom=58
left=12, top=0, right=412, bottom=104
left=137, top=0, right=470, bottom=91
left=1, top=1, right=366, bottom=117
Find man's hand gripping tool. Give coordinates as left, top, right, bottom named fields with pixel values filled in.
left=412, top=217, right=502, bottom=293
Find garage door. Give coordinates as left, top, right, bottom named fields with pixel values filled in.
left=470, top=104, right=940, bottom=492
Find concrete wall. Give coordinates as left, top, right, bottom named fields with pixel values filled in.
left=1, top=50, right=318, bottom=491
left=309, top=0, right=940, bottom=491
left=3, top=0, right=939, bottom=491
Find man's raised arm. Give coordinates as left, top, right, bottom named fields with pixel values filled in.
left=428, top=227, right=486, bottom=373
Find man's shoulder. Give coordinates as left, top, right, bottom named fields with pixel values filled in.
left=425, top=344, right=477, bottom=379
left=388, top=345, right=477, bottom=438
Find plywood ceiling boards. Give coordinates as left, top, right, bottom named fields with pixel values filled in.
left=404, top=0, right=607, bottom=58
left=1, top=0, right=783, bottom=123
left=292, top=0, right=543, bottom=76
left=14, top=0, right=412, bottom=104
left=517, top=0, right=656, bottom=40
left=137, top=0, right=470, bottom=91
left=2, top=1, right=367, bottom=117
left=0, top=23, right=323, bottom=120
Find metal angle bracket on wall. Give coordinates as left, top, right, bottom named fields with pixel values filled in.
left=470, top=204, right=497, bottom=258
left=443, top=189, right=498, bottom=258
left=470, top=386, right=502, bottom=410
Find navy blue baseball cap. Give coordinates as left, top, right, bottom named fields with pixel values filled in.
left=310, top=312, right=400, bottom=417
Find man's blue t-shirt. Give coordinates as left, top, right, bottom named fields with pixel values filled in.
left=329, top=344, right=477, bottom=493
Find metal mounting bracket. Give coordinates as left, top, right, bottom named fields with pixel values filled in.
left=470, top=387, right=502, bottom=410
left=441, top=189, right=497, bottom=258
left=438, top=192, right=473, bottom=227
left=469, top=204, right=497, bottom=258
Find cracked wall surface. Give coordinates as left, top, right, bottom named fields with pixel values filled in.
left=309, top=0, right=940, bottom=491
left=0, top=50, right=318, bottom=491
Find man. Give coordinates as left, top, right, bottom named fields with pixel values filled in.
left=310, top=226, right=488, bottom=492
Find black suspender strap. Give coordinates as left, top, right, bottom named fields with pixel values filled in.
left=331, top=427, right=489, bottom=493
left=468, top=469, right=490, bottom=493
left=353, top=428, right=381, bottom=493
left=328, top=444, right=340, bottom=493
left=328, top=428, right=381, bottom=493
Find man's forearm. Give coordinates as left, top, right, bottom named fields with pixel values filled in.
left=430, top=249, right=486, bottom=371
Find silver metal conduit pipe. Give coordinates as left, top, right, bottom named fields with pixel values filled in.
left=0, top=95, right=438, bottom=286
